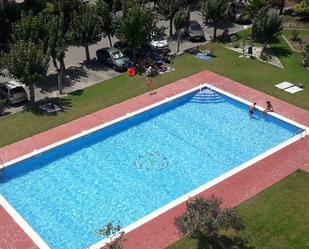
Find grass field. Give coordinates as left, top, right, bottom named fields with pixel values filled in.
left=0, top=30, right=308, bottom=147
left=281, top=16, right=309, bottom=29
left=282, top=29, right=309, bottom=51
left=168, top=170, right=309, bottom=249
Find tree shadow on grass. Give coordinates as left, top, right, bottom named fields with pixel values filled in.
left=40, top=65, right=88, bottom=93
left=22, top=97, right=72, bottom=116
left=270, top=46, right=292, bottom=59
left=80, top=59, right=112, bottom=72
left=197, top=235, right=254, bottom=249
left=69, top=89, right=84, bottom=96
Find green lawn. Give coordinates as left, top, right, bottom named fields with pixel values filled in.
left=0, top=30, right=308, bottom=147
left=281, top=15, right=309, bottom=29
left=282, top=29, right=309, bottom=51
left=168, top=170, right=309, bottom=249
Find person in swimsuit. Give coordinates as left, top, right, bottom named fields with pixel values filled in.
left=249, top=102, right=256, bottom=118
left=266, top=101, right=274, bottom=112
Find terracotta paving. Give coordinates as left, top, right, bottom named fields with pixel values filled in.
left=0, top=206, right=38, bottom=249
left=0, top=70, right=308, bottom=249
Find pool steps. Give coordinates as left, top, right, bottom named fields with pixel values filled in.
left=189, top=88, right=224, bottom=104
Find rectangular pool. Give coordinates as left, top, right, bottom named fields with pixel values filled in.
left=0, top=86, right=302, bottom=249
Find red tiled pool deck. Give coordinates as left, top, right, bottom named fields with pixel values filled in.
left=0, top=70, right=308, bottom=249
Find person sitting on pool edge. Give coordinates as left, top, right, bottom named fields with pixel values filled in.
left=263, top=101, right=274, bottom=114
left=248, top=102, right=256, bottom=118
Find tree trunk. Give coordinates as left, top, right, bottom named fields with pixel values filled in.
left=52, top=58, right=59, bottom=71
left=58, top=57, right=65, bottom=95
left=279, top=0, right=284, bottom=15
left=84, top=43, right=90, bottom=62
left=177, top=30, right=181, bottom=52
left=132, top=48, right=136, bottom=65
left=214, top=237, right=227, bottom=249
left=29, top=83, right=35, bottom=103
left=213, top=23, right=217, bottom=40
left=108, top=34, right=112, bottom=47
left=169, top=16, right=173, bottom=38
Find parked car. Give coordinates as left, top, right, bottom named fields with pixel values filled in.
left=186, top=21, right=205, bottom=41
left=0, top=81, right=28, bottom=105
left=150, top=34, right=169, bottom=51
left=96, top=47, right=132, bottom=72
left=136, top=45, right=165, bottom=66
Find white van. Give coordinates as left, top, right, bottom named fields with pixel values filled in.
left=0, top=81, right=28, bottom=104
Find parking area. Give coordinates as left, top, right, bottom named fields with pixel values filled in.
left=0, top=7, right=244, bottom=116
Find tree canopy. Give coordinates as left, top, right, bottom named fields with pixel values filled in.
left=70, top=4, right=101, bottom=62
left=96, top=0, right=115, bottom=47
left=252, top=6, right=282, bottom=45
left=293, top=0, right=309, bottom=18
left=115, top=0, right=155, bottom=63
left=174, top=7, right=190, bottom=52
left=12, top=12, right=50, bottom=51
left=5, top=40, right=49, bottom=103
left=175, top=196, right=245, bottom=244
left=201, top=0, right=230, bottom=40
left=157, top=0, right=188, bottom=37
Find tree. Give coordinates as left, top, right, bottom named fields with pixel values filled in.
left=174, top=7, right=189, bottom=52
left=0, top=0, right=21, bottom=51
left=5, top=40, right=49, bottom=103
left=252, top=7, right=282, bottom=47
left=201, top=0, right=229, bottom=40
left=96, top=222, right=124, bottom=249
left=96, top=0, right=115, bottom=47
left=71, top=4, right=101, bottom=62
left=293, top=0, right=309, bottom=18
left=48, top=13, right=71, bottom=94
left=243, top=0, right=268, bottom=20
left=157, top=0, right=188, bottom=38
left=175, top=196, right=245, bottom=248
left=279, top=0, right=285, bottom=15
left=23, top=0, right=47, bottom=14
left=115, top=0, right=154, bottom=63
left=11, top=12, right=50, bottom=52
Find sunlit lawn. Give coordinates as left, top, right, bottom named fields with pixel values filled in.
left=282, top=29, right=309, bottom=51
left=0, top=30, right=308, bottom=147
left=168, top=170, right=309, bottom=249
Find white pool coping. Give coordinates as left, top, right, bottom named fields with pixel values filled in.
left=1, top=83, right=308, bottom=249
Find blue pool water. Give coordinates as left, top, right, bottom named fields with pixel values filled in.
left=0, top=89, right=300, bottom=249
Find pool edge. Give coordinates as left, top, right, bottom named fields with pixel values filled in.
left=1, top=83, right=308, bottom=249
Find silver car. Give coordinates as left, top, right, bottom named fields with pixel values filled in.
left=0, top=81, right=28, bottom=104
left=186, top=21, right=206, bottom=41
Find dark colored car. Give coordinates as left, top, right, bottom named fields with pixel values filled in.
left=186, top=21, right=205, bottom=41
left=96, top=47, right=132, bottom=72
left=136, top=45, right=165, bottom=66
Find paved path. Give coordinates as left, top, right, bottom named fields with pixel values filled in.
left=0, top=8, right=245, bottom=115
left=1, top=70, right=308, bottom=249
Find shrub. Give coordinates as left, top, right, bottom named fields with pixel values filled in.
left=233, top=42, right=240, bottom=48
left=260, top=49, right=272, bottom=61
left=291, top=29, right=302, bottom=43
left=96, top=222, right=124, bottom=249
left=230, top=35, right=237, bottom=42
left=175, top=196, right=245, bottom=241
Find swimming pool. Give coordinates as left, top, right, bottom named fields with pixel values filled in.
left=0, top=86, right=303, bottom=249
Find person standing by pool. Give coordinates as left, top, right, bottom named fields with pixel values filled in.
left=249, top=102, right=256, bottom=118
left=264, top=101, right=274, bottom=113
